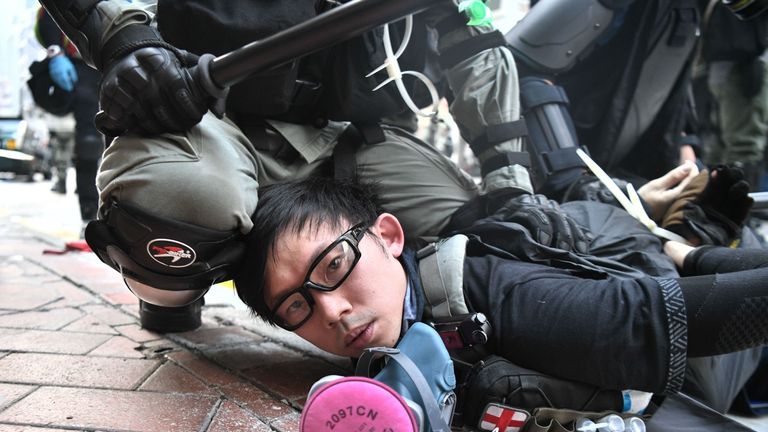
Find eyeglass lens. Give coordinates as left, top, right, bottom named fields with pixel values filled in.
left=275, top=239, right=357, bottom=327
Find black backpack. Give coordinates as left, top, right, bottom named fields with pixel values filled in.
left=456, top=355, right=625, bottom=430
left=27, top=57, right=75, bottom=116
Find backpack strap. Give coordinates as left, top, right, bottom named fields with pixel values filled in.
left=333, top=123, right=385, bottom=180
left=417, top=234, right=470, bottom=320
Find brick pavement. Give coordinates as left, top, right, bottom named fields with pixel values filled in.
left=0, top=217, right=351, bottom=431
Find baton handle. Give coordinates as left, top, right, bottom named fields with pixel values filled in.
left=207, top=0, right=445, bottom=88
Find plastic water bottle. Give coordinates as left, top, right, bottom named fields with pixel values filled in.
left=624, top=417, right=646, bottom=432
left=596, top=414, right=625, bottom=432
left=575, top=417, right=598, bottom=431
left=622, top=390, right=653, bottom=414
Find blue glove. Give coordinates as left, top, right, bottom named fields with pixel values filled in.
left=48, top=55, right=77, bottom=92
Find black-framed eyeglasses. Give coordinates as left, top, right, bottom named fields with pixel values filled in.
left=267, top=222, right=368, bottom=331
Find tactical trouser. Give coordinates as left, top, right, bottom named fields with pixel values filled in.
left=706, top=59, right=768, bottom=188
left=97, top=113, right=479, bottom=243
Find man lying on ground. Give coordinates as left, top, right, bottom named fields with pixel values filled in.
left=233, top=174, right=768, bottom=401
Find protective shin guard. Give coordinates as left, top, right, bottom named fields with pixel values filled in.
left=519, top=77, right=585, bottom=196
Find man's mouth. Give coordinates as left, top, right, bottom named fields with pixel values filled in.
left=344, top=322, right=374, bottom=349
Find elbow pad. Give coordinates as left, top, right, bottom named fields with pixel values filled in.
left=505, top=0, right=629, bottom=74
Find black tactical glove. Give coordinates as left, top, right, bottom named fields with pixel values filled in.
left=487, top=193, right=591, bottom=254
left=97, top=46, right=223, bottom=136
left=664, top=165, right=754, bottom=246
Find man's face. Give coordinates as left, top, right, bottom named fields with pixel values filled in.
left=263, top=214, right=407, bottom=357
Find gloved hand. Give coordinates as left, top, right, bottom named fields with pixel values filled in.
left=487, top=193, right=591, bottom=253
left=663, top=165, right=754, bottom=246
left=97, top=46, right=214, bottom=136
left=48, top=55, right=77, bottom=92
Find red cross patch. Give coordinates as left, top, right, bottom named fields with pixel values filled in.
left=478, top=403, right=529, bottom=432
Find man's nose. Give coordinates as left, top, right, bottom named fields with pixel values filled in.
left=313, top=290, right=352, bottom=328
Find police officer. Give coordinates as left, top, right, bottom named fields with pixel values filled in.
left=38, top=0, right=564, bottom=332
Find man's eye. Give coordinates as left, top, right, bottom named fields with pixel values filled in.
left=285, top=298, right=307, bottom=315
left=328, top=256, right=342, bottom=271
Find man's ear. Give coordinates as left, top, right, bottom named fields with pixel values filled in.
left=373, top=213, right=405, bottom=258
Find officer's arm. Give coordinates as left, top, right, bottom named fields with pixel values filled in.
left=37, top=0, right=153, bottom=70
left=37, top=0, right=224, bottom=135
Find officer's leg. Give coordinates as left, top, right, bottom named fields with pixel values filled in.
left=49, top=130, right=74, bottom=194
left=708, top=60, right=768, bottom=188
left=90, top=113, right=259, bottom=332
left=355, top=126, right=479, bottom=240
left=72, top=62, right=103, bottom=227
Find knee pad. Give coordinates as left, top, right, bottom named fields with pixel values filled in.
left=520, top=77, right=586, bottom=195
left=84, top=199, right=245, bottom=307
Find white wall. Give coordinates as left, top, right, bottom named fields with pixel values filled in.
left=0, top=1, right=45, bottom=119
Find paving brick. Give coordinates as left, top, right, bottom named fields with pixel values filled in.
left=0, top=426, right=71, bottom=431
left=0, top=383, right=36, bottom=411
left=0, top=386, right=217, bottom=432
left=139, top=363, right=218, bottom=396
left=0, top=329, right=110, bottom=354
left=220, top=382, right=294, bottom=421
left=0, top=353, right=159, bottom=389
left=0, top=308, right=83, bottom=330
left=0, top=283, right=63, bottom=311
left=60, top=315, right=119, bottom=335
left=243, top=359, right=346, bottom=400
left=0, top=255, right=51, bottom=276
left=41, top=280, right=99, bottom=308
left=0, top=260, right=24, bottom=277
left=89, top=336, right=145, bottom=358
left=115, top=323, right=162, bottom=343
left=269, top=412, right=301, bottom=432
left=167, top=351, right=241, bottom=387
left=208, top=401, right=271, bottom=432
left=102, top=290, right=140, bottom=306
left=139, top=339, right=182, bottom=359
left=80, top=304, right=136, bottom=326
left=0, top=243, right=47, bottom=259
left=174, top=326, right=263, bottom=350
left=205, top=341, right=305, bottom=371
left=120, top=303, right=141, bottom=319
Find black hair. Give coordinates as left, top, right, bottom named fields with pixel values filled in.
left=234, top=177, right=383, bottom=322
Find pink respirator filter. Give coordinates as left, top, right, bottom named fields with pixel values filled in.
left=300, top=376, right=418, bottom=431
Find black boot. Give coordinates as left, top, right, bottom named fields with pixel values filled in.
left=139, top=297, right=203, bottom=333
left=51, top=178, right=66, bottom=194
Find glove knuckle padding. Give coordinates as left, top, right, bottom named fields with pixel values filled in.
left=135, top=47, right=173, bottom=71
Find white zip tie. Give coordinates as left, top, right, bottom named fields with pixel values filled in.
left=366, top=15, right=440, bottom=117
left=576, top=149, right=691, bottom=245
